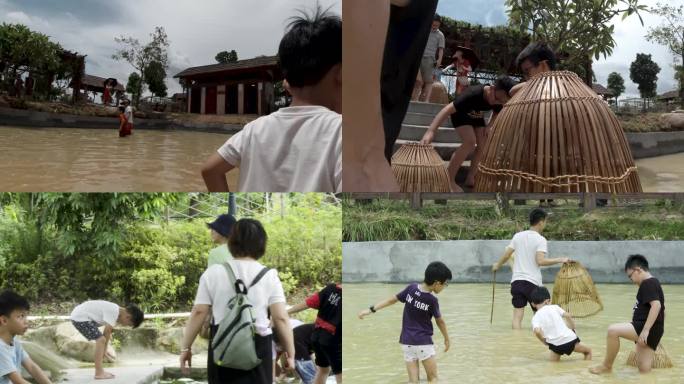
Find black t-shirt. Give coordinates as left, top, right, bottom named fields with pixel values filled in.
left=293, top=323, right=314, bottom=360
left=311, top=283, right=342, bottom=345
left=452, top=85, right=503, bottom=116
left=632, top=277, right=665, bottom=324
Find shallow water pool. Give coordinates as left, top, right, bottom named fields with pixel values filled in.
left=344, top=283, right=683, bottom=384
left=0, top=126, right=238, bottom=191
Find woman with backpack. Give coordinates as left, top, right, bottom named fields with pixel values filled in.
left=179, top=218, right=295, bottom=383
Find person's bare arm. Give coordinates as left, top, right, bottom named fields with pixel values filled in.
left=536, top=252, right=569, bottom=266
left=562, top=312, right=576, bottom=331
left=533, top=328, right=548, bottom=345
left=436, top=47, right=444, bottom=68
left=271, top=302, right=295, bottom=371
left=201, top=153, right=234, bottom=192
left=180, top=304, right=211, bottom=375
left=492, top=247, right=514, bottom=271
left=358, top=295, right=399, bottom=318
left=435, top=316, right=450, bottom=352
left=287, top=302, right=309, bottom=315
left=420, top=103, right=456, bottom=144
left=22, top=357, right=52, bottom=384
left=637, top=300, right=662, bottom=347
left=7, top=371, right=30, bottom=384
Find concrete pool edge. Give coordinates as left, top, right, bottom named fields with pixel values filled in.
left=0, top=107, right=243, bottom=134
left=343, top=240, right=684, bottom=284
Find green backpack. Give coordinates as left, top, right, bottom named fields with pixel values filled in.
left=211, top=262, right=271, bottom=370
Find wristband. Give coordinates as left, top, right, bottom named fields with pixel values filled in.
left=369, top=305, right=376, bottom=313
left=180, top=348, right=191, bottom=353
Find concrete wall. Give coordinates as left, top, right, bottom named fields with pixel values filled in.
left=0, top=107, right=242, bottom=134
left=343, top=240, right=684, bottom=284
left=626, top=131, right=684, bottom=158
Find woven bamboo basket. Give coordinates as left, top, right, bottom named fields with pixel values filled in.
left=626, top=343, right=673, bottom=369
left=552, top=261, right=603, bottom=318
left=391, top=143, right=450, bottom=192
left=475, top=71, right=642, bottom=192
left=428, top=81, right=450, bottom=104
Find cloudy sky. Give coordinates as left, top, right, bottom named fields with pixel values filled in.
left=437, top=0, right=681, bottom=99
left=0, top=0, right=340, bottom=96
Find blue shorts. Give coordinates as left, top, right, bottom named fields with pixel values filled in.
left=295, top=359, right=316, bottom=384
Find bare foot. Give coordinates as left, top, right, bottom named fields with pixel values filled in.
left=584, top=351, right=592, bottom=360
left=589, top=365, right=611, bottom=374
left=450, top=183, right=463, bottom=193
left=95, top=371, right=115, bottom=380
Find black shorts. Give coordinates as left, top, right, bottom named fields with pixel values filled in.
left=312, top=339, right=342, bottom=375
left=632, top=321, right=664, bottom=351
left=450, top=112, right=486, bottom=129
left=208, top=324, right=273, bottom=384
left=71, top=320, right=103, bottom=341
left=548, top=337, right=580, bottom=356
left=511, top=280, right=539, bottom=309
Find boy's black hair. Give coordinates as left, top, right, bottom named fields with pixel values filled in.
left=424, top=261, right=452, bottom=285
left=529, top=207, right=547, bottom=226
left=0, top=290, right=30, bottom=317
left=278, top=4, right=341, bottom=87
left=126, top=304, right=144, bottom=328
left=515, top=42, right=557, bottom=70
left=625, top=254, right=649, bottom=272
left=118, top=106, right=125, bottom=113
left=434, top=14, right=442, bottom=23
left=494, top=75, right=515, bottom=95
left=228, top=218, right=268, bottom=259
left=530, top=286, right=551, bottom=305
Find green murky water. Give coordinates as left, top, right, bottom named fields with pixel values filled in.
left=344, top=283, right=683, bottom=383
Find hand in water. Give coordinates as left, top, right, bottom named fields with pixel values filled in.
left=358, top=309, right=371, bottom=319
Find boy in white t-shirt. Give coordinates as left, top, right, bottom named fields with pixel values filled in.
left=492, top=208, right=569, bottom=329
left=530, top=286, right=592, bottom=361
left=202, top=7, right=341, bottom=192
left=70, top=300, right=144, bottom=380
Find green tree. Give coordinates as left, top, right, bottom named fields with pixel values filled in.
left=112, top=26, right=170, bottom=106
left=0, top=23, right=62, bottom=94
left=629, top=53, right=661, bottom=110
left=607, top=72, right=626, bottom=104
left=215, top=50, right=238, bottom=64
left=144, top=60, right=168, bottom=98
left=506, top=0, right=647, bottom=85
left=646, top=2, right=684, bottom=108
left=126, top=72, right=142, bottom=102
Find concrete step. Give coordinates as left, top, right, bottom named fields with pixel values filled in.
left=403, top=112, right=452, bottom=127
left=399, top=124, right=460, bottom=143
left=394, top=139, right=472, bottom=161
left=407, top=101, right=448, bottom=115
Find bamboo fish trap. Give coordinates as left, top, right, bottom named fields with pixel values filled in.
left=475, top=71, right=642, bottom=193
left=626, top=343, right=673, bottom=369
left=552, top=261, right=603, bottom=318
left=391, top=142, right=450, bottom=192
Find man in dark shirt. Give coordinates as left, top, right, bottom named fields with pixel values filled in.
left=590, top=254, right=665, bottom=375
left=289, top=283, right=342, bottom=383
left=420, top=76, right=514, bottom=191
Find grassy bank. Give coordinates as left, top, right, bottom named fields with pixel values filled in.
left=343, top=198, right=684, bottom=241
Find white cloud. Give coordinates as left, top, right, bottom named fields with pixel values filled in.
left=594, top=0, right=682, bottom=99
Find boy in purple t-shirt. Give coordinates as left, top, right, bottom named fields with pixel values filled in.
left=358, top=262, right=452, bottom=384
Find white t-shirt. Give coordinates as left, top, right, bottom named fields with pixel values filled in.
left=124, top=106, right=134, bottom=124
left=194, top=259, right=286, bottom=336
left=70, top=300, right=120, bottom=326
left=531, top=304, right=576, bottom=346
left=217, top=105, right=341, bottom=192
left=507, top=230, right=548, bottom=286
